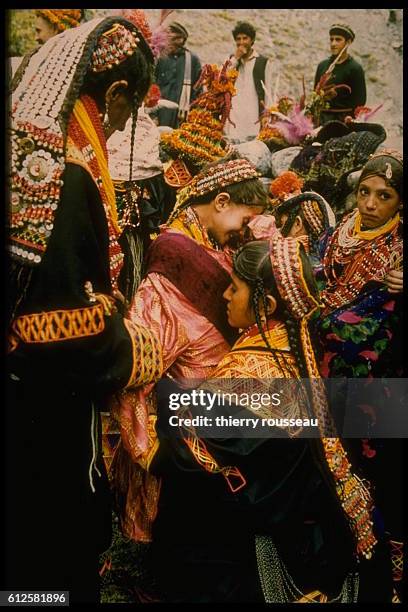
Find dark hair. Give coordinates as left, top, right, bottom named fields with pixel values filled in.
left=358, top=154, right=403, bottom=199
left=273, top=193, right=333, bottom=260
left=233, top=240, right=319, bottom=379
left=232, top=21, right=256, bottom=41
left=278, top=203, right=311, bottom=238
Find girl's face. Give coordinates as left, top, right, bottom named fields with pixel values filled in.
left=223, top=271, right=256, bottom=329
left=357, top=175, right=401, bottom=229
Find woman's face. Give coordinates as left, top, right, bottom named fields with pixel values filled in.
left=223, top=271, right=256, bottom=329
left=357, top=175, right=401, bottom=228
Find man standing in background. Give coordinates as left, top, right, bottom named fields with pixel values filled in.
left=224, top=21, right=273, bottom=144
left=314, top=23, right=366, bottom=124
left=155, top=21, right=202, bottom=128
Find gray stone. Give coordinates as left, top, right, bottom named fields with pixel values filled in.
left=270, top=146, right=303, bottom=177
left=233, top=139, right=274, bottom=176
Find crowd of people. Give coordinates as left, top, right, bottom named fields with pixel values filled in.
left=5, top=8, right=403, bottom=605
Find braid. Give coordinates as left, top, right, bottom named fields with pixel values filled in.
left=284, top=313, right=307, bottom=377
left=284, top=311, right=316, bottom=418
left=128, top=97, right=139, bottom=184
left=280, top=208, right=298, bottom=237
left=252, top=280, right=288, bottom=378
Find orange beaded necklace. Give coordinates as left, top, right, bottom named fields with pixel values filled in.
left=67, top=95, right=124, bottom=291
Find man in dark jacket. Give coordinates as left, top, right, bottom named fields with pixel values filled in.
left=314, top=23, right=366, bottom=125
left=155, top=21, right=202, bottom=128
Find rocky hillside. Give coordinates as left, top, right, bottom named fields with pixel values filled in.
left=8, top=8, right=403, bottom=149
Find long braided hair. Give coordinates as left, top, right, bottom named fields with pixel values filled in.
left=233, top=240, right=319, bottom=382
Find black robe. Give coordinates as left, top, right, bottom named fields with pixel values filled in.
left=147, top=381, right=392, bottom=603
left=5, top=163, right=143, bottom=603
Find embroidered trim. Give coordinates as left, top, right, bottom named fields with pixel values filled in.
left=390, top=540, right=403, bottom=582
left=232, top=321, right=290, bottom=352
left=183, top=433, right=247, bottom=493
left=137, top=415, right=160, bottom=471
left=163, top=158, right=193, bottom=188
left=11, top=303, right=106, bottom=343
left=123, top=319, right=163, bottom=388
left=322, top=438, right=377, bottom=560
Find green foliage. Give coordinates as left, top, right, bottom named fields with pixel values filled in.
left=8, top=10, right=37, bottom=57
left=7, top=9, right=112, bottom=58
left=374, top=338, right=388, bottom=354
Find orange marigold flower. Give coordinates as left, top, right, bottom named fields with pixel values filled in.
left=269, top=171, right=304, bottom=199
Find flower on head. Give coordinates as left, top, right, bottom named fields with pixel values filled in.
left=269, top=171, right=304, bottom=201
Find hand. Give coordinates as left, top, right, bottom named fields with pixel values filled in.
left=325, top=87, right=338, bottom=101
left=321, top=85, right=337, bottom=100
left=235, top=44, right=247, bottom=60
left=384, top=269, right=403, bottom=293
left=112, top=289, right=129, bottom=314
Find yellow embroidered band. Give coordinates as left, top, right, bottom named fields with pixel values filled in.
left=124, top=319, right=163, bottom=388
left=12, top=303, right=106, bottom=343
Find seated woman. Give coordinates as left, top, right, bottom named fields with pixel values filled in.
left=314, top=149, right=403, bottom=601
left=148, top=230, right=392, bottom=603
left=316, top=149, right=403, bottom=379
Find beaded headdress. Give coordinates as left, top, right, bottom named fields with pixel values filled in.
left=9, top=17, right=152, bottom=268
left=268, top=233, right=320, bottom=320
left=329, top=23, right=355, bottom=42
left=91, top=24, right=139, bottom=72
left=264, top=232, right=377, bottom=559
left=109, top=9, right=170, bottom=60
left=35, top=9, right=83, bottom=32
left=170, top=158, right=260, bottom=218
left=160, top=60, right=238, bottom=174
left=360, top=148, right=403, bottom=192
left=275, top=191, right=336, bottom=237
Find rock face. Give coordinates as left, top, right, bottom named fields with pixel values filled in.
left=9, top=8, right=402, bottom=149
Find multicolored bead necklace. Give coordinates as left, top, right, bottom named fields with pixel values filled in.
left=322, top=209, right=402, bottom=313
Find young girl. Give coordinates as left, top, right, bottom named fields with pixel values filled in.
left=147, top=231, right=392, bottom=603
